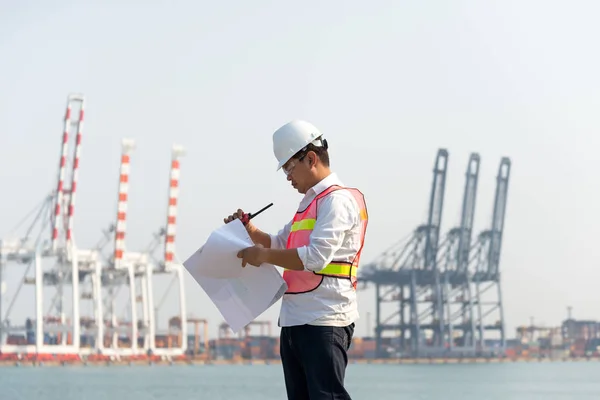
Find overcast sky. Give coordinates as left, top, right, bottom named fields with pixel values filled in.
left=1, top=0, right=599, bottom=340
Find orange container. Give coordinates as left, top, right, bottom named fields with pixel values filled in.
left=362, top=340, right=376, bottom=351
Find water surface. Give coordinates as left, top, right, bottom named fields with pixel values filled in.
left=1, top=361, right=598, bottom=399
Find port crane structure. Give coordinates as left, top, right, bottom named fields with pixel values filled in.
left=359, top=149, right=511, bottom=358
left=0, top=94, right=187, bottom=359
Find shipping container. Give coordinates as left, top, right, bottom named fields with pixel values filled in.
left=504, top=348, right=517, bottom=358
left=363, top=340, right=376, bottom=352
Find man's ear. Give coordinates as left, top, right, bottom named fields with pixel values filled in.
left=308, top=152, right=316, bottom=168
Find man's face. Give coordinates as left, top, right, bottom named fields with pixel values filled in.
left=282, top=154, right=311, bottom=194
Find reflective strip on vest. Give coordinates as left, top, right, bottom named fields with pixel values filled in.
left=318, top=263, right=358, bottom=277
left=360, top=209, right=367, bottom=221
left=290, top=219, right=316, bottom=232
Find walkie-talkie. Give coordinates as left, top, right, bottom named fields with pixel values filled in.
left=240, top=203, right=274, bottom=226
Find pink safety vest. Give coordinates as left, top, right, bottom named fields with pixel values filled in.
left=283, top=185, right=368, bottom=294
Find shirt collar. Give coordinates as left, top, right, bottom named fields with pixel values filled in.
left=297, top=172, right=342, bottom=210
left=306, top=172, right=343, bottom=197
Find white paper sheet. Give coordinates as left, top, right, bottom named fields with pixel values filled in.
left=183, top=219, right=287, bottom=333
left=185, top=218, right=260, bottom=279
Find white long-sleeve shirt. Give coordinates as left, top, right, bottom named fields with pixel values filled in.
left=269, top=172, right=364, bottom=327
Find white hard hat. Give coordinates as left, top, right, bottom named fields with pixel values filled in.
left=272, top=120, right=326, bottom=170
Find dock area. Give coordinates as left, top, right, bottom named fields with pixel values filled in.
left=2, top=355, right=600, bottom=368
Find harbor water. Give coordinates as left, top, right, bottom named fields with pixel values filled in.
left=1, top=361, right=599, bottom=399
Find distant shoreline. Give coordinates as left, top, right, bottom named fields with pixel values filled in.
left=1, top=356, right=599, bottom=367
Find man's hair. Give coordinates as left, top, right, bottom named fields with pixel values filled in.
left=294, top=139, right=330, bottom=167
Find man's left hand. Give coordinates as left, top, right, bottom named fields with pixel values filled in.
left=237, top=244, right=266, bottom=267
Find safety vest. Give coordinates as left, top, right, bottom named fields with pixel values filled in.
left=283, top=184, right=368, bottom=294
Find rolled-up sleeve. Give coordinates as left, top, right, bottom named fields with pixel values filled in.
left=269, top=219, right=292, bottom=250
left=296, top=192, right=359, bottom=272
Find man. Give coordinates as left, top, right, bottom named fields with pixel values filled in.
left=224, top=120, right=368, bottom=399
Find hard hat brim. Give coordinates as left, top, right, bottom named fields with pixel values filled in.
left=276, top=158, right=289, bottom=171
left=274, top=136, right=325, bottom=171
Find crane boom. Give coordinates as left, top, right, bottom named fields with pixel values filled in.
left=163, top=144, right=186, bottom=269
left=113, top=139, right=136, bottom=269
left=457, top=153, right=480, bottom=273
left=50, top=95, right=84, bottom=252
left=487, top=157, right=511, bottom=276
left=65, top=95, right=85, bottom=249
left=423, top=148, right=449, bottom=271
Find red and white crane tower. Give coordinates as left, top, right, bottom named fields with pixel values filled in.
left=96, top=141, right=188, bottom=358
left=0, top=94, right=93, bottom=357
left=98, top=138, right=149, bottom=357
left=145, top=144, right=188, bottom=357
left=0, top=94, right=190, bottom=360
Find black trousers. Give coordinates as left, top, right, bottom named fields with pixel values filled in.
left=280, top=323, right=355, bottom=399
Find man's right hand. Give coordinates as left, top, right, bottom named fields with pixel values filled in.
left=224, top=208, right=272, bottom=248
left=224, top=209, right=256, bottom=233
